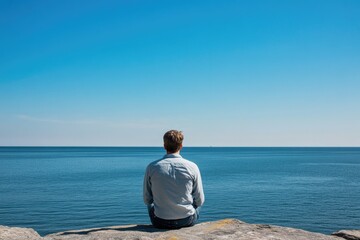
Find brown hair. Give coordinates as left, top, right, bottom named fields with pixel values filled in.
left=163, top=130, right=184, bottom=153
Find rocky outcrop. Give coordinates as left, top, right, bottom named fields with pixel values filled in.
left=332, top=230, right=360, bottom=240
left=0, top=225, right=42, bottom=240
left=1, top=219, right=359, bottom=240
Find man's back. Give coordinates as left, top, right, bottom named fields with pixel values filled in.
left=143, top=130, right=204, bottom=229
left=144, top=153, right=204, bottom=220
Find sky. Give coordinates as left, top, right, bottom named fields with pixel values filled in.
left=0, top=0, right=359, bottom=146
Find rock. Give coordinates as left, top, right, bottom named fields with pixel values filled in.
left=43, top=219, right=344, bottom=240
left=0, top=225, right=42, bottom=240
left=1, top=219, right=358, bottom=240
left=332, top=230, right=360, bottom=240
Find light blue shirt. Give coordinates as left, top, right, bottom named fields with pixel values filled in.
left=143, top=153, right=205, bottom=220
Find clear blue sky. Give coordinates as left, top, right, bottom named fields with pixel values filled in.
left=1, top=0, right=359, bottom=146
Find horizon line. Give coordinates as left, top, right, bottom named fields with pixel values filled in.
left=0, top=146, right=359, bottom=148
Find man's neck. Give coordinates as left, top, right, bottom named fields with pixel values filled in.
left=166, top=151, right=180, bottom=155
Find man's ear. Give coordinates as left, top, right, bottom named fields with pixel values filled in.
left=179, top=144, right=183, bottom=150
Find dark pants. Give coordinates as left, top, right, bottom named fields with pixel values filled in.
left=148, top=205, right=199, bottom=229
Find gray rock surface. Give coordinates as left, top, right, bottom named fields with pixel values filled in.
left=332, top=230, right=360, bottom=240
left=0, top=225, right=42, bottom=240
left=1, top=219, right=358, bottom=240
left=42, top=219, right=344, bottom=240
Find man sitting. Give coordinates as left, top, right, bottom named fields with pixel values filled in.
left=143, top=130, right=205, bottom=229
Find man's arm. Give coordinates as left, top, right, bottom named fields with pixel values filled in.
left=143, top=166, right=153, bottom=205
left=192, top=165, right=205, bottom=208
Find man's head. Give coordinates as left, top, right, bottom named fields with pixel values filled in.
left=163, top=130, right=184, bottom=153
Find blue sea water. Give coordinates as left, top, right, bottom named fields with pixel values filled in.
left=0, top=147, right=359, bottom=236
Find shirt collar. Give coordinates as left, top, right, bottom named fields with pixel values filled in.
left=164, top=153, right=182, bottom=158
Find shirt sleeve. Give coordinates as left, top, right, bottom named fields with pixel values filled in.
left=143, top=165, right=153, bottom=205
left=192, top=165, right=205, bottom=208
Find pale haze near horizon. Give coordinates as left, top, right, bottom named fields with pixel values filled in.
left=0, top=1, right=359, bottom=147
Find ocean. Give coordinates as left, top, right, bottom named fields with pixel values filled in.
left=0, top=147, right=359, bottom=236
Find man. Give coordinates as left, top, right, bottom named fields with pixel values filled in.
left=143, top=130, right=205, bottom=229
